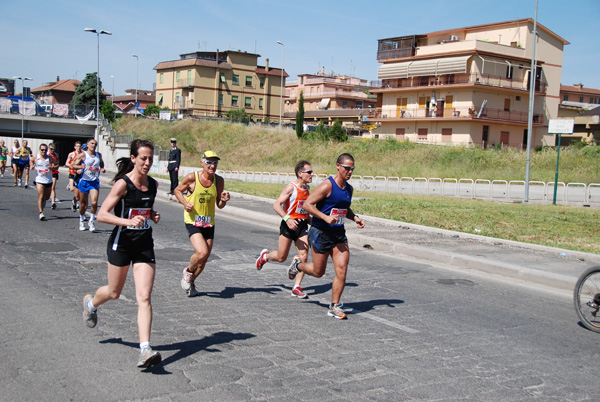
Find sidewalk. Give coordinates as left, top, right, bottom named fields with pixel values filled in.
left=105, top=172, right=600, bottom=293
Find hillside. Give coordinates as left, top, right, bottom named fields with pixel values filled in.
left=114, top=117, right=600, bottom=184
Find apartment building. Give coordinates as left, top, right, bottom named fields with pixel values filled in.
left=31, top=78, right=81, bottom=105
left=367, top=19, right=569, bottom=148
left=283, top=71, right=377, bottom=133
left=558, top=84, right=600, bottom=144
left=154, top=50, right=288, bottom=121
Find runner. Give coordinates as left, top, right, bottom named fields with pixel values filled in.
left=174, top=150, right=230, bottom=297
left=82, top=139, right=162, bottom=368
left=29, top=143, right=57, bottom=221
left=48, top=143, right=59, bottom=210
left=71, top=139, right=105, bottom=232
left=0, top=140, right=7, bottom=178
left=288, top=153, right=365, bottom=319
left=17, top=139, right=33, bottom=189
left=255, top=160, right=313, bottom=298
left=66, top=141, right=83, bottom=212
left=11, top=139, right=20, bottom=184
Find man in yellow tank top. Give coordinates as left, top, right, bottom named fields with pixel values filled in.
left=174, top=150, right=230, bottom=297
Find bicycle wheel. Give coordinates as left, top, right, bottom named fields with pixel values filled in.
left=574, top=266, right=600, bottom=333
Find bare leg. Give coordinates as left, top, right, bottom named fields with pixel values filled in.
left=132, top=263, right=156, bottom=344
left=188, top=233, right=214, bottom=281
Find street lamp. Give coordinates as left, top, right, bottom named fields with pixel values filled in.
left=133, top=54, right=139, bottom=117
left=12, top=76, right=33, bottom=142
left=110, top=75, right=114, bottom=104
left=276, top=41, right=284, bottom=127
left=84, top=27, right=112, bottom=142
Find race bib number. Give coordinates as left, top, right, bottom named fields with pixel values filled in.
left=127, top=208, right=151, bottom=230
left=194, top=215, right=212, bottom=228
left=295, top=200, right=307, bottom=215
left=38, top=169, right=49, bottom=174
left=89, top=166, right=100, bottom=172
left=330, top=208, right=347, bottom=226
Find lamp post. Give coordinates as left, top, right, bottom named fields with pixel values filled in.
left=276, top=41, right=284, bottom=127
left=133, top=54, right=138, bottom=117
left=84, top=27, right=112, bottom=142
left=110, top=75, right=114, bottom=104
left=12, top=76, right=33, bottom=142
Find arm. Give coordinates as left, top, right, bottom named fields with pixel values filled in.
left=175, top=148, right=181, bottom=170
left=174, top=172, right=197, bottom=212
left=98, top=152, right=106, bottom=173
left=303, top=180, right=339, bottom=226
left=29, top=155, right=36, bottom=171
left=97, top=179, right=146, bottom=227
left=346, top=208, right=365, bottom=229
left=151, top=180, right=161, bottom=224
left=215, top=175, right=229, bottom=209
left=70, top=153, right=85, bottom=170
left=273, top=184, right=297, bottom=229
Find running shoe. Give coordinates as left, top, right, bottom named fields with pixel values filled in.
left=256, top=249, right=268, bottom=270
left=181, top=267, right=192, bottom=291
left=187, top=282, right=200, bottom=297
left=18, top=179, right=21, bottom=186
left=288, top=256, right=301, bottom=280
left=327, top=303, right=347, bottom=320
left=51, top=202, right=57, bottom=210
left=291, top=286, right=308, bottom=299
left=24, top=183, right=28, bottom=189
left=39, top=212, right=46, bottom=221
left=13, top=183, right=17, bottom=186
left=79, top=221, right=86, bottom=231
left=137, top=347, right=162, bottom=368
left=88, top=221, right=96, bottom=232
left=82, top=294, right=98, bottom=328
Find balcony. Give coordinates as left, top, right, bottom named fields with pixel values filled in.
left=367, top=106, right=544, bottom=125
left=374, top=73, right=546, bottom=93
left=302, top=90, right=376, bottom=100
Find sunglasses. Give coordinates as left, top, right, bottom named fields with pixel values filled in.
left=340, top=164, right=355, bottom=171
left=40, top=148, right=48, bottom=152
left=301, top=170, right=313, bottom=175
left=204, top=160, right=219, bottom=165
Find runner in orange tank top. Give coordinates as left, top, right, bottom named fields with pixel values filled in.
left=255, top=160, right=313, bottom=298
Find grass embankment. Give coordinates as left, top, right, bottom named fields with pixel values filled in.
left=115, top=117, right=600, bottom=254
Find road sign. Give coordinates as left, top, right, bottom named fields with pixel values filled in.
left=548, top=119, right=574, bottom=134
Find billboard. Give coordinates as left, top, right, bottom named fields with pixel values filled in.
left=0, top=78, right=15, bottom=97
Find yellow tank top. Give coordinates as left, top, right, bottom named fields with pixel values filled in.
left=183, top=172, right=217, bottom=227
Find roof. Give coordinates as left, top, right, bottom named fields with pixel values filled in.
left=112, top=93, right=155, bottom=103
left=379, top=18, right=570, bottom=46
left=581, top=106, right=600, bottom=116
left=154, top=58, right=233, bottom=71
left=31, top=79, right=81, bottom=93
left=255, top=67, right=289, bottom=78
left=561, top=85, right=600, bottom=96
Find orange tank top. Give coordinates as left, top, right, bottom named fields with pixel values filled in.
left=284, top=182, right=310, bottom=220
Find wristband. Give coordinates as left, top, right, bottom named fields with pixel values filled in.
left=283, top=214, right=290, bottom=222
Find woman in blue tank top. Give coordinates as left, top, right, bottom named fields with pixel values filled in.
left=288, top=153, right=365, bottom=319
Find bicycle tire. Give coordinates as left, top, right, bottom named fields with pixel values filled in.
left=574, top=266, right=600, bottom=333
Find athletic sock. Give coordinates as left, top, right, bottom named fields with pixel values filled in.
left=90, top=213, right=96, bottom=222
left=80, top=215, right=85, bottom=222
left=87, top=298, right=97, bottom=313
left=140, top=341, right=150, bottom=350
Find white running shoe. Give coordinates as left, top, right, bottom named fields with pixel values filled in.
left=256, top=249, right=268, bottom=270
left=89, top=221, right=96, bottom=232
left=39, top=212, right=46, bottom=221
left=51, top=202, right=57, bottom=210
left=24, top=183, right=28, bottom=189
left=79, top=221, right=86, bottom=231
left=181, top=267, right=192, bottom=291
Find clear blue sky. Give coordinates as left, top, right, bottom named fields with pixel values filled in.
left=2, top=0, right=599, bottom=96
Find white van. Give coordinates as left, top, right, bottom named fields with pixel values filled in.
left=41, top=104, right=52, bottom=116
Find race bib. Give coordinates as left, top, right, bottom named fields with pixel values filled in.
left=330, top=208, right=347, bottom=226
left=38, top=169, right=49, bottom=174
left=89, top=166, right=100, bottom=172
left=194, top=215, right=212, bottom=228
left=295, top=200, right=307, bottom=215
left=127, top=208, right=151, bottom=230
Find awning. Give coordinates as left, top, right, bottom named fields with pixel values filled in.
left=157, top=93, right=163, bottom=103
left=378, top=55, right=471, bottom=79
left=318, top=98, right=330, bottom=109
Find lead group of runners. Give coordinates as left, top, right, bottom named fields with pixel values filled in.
left=5, top=137, right=365, bottom=369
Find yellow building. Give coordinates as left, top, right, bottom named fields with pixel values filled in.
left=368, top=19, right=569, bottom=148
left=154, top=50, right=288, bottom=121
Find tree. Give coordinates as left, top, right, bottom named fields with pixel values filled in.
left=295, top=91, right=305, bottom=139
left=314, top=121, right=329, bottom=140
left=100, top=100, right=115, bottom=122
left=329, top=119, right=348, bottom=142
left=71, top=72, right=106, bottom=107
left=226, top=108, right=253, bottom=122
left=144, top=104, right=164, bottom=118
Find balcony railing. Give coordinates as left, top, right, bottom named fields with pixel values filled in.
left=300, top=90, right=376, bottom=99
left=367, top=106, right=544, bottom=124
left=377, top=73, right=546, bottom=93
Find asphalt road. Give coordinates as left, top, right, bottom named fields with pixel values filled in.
left=0, top=174, right=598, bottom=401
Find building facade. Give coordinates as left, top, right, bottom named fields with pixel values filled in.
left=558, top=84, right=600, bottom=144
left=367, top=19, right=569, bottom=148
left=154, top=50, right=288, bottom=121
left=283, top=71, right=377, bottom=133
left=31, top=78, right=81, bottom=105
left=112, top=89, right=155, bottom=115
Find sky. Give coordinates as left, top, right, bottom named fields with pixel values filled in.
left=2, top=0, right=599, bottom=96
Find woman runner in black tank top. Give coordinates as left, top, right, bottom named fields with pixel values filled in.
left=81, top=139, right=163, bottom=369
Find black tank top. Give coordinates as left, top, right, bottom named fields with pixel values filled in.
left=109, top=175, right=157, bottom=250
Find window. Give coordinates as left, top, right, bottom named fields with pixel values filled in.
left=516, top=96, right=521, bottom=101
left=418, top=128, right=428, bottom=141
left=482, top=125, right=489, bottom=146
left=220, top=73, right=226, bottom=83
left=442, top=128, right=452, bottom=142
left=395, top=128, right=405, bottom=141
left=175, top=92, right=180, bottom=102
left=506, top=65, right=513, bottom=79
left=160, top=73, right=164, bottom=84
left=260, top=77, right=265, bottom=89
left=246, top=76, right=252, bottom=87
left=580, top=96, right=584, bottom=103
left=219, top=94, right=223, bottom=105
left=157, top=93, right=163, bottom=106
left=176, top=71, right=181, bottom=81
left=187, top=70, right=192, bottom=85
left=504, top=99, right=511, bottom=111
left=259, top=98, right=263, bottom=109
left=445, top=95, right=453, bottom=109
left=245, top=97, right=251, bottom=108
left=563, top=94, right=568, bottom=101
left=233, top=74, right=239, bottom=85
left=342, top=101, right=347, bottom=109
left=231, top=95, right=238, bottom=106
left=418, top=97, right=427, bottom=109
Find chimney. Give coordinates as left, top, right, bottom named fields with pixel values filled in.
left=56, top=76, right=60, bottom=81
left=322, top=66, right=325, bottom=74
left=265, top=58, right=269, bottom=72
left=574, top=83, right=584, bottom=90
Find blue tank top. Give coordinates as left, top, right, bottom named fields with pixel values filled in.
left=312, top=176, right=353, bottom=232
